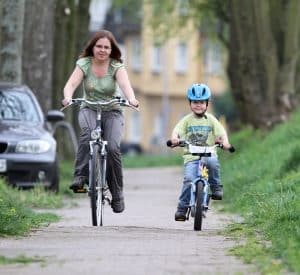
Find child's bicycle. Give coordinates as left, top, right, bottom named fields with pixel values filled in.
left=166, top=140, right=235, bottom=231
left=61, top=97, right=138, bottom=226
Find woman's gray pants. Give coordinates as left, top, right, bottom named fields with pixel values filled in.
left=74, top=107, right=125, bottom=200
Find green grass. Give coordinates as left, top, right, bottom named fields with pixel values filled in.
left=0, top=183, right=59, bottom=236
left=123, top=151, right=182, bottom=168
left=0, top=255, right=45, bottom=265
left=220, top=111, right=300, bottom=274
left=0, top=160, right=76, bottom=237
left=1, top=110, right=300, bottom=274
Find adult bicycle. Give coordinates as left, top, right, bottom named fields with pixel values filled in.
left=166, top=140, right=235, bottom=231
left=62, top=97, right=138, bottom=226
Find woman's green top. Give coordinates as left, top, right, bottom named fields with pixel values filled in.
left=76, top=57, right=124, bottom=111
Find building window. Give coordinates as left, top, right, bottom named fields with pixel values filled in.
left=175, top=42, right=188, bottom=74
left=151, top=45, right=162, bottom=74
left=128, top=111, right=141, bottom=142
left=151, top=112, right=164, bottom=145
left=131, top=37, right=142, bottom=72
left=203, top=40, right=223, bottom=75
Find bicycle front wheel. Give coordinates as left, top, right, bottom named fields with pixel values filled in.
left=194, top=180, right=205, bottom=231
left=90, top=144, right=104, bottom=226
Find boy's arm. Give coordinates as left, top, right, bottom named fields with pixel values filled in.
left=212, top=116, right=232, bottom=150
left=215, top=133, right=231, bottom=150
left=171, top=130, right=180, bottom=145
left=170, top=115, right=188, bottom=145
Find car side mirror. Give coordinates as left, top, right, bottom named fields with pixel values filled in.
left=46, top=110, right=65, bottom=122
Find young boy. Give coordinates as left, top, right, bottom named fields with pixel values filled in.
left=170, top=83, right=232, bottom=221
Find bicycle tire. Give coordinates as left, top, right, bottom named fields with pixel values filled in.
left=194, top=180, right=205, bottom=231
left=90, top=144, right=103, bottom=226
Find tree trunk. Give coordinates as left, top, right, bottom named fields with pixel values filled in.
left=228, top=0, right=300, bottom=128
left=0, top=0, right=25, bottom=83
left=22, top=0, right=55, bottom=112
left=52, top=0, right=90, bottom=159
left=52, top=0, right=90, bottom=109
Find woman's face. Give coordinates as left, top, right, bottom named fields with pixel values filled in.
left=93, top=37, right=112, bottom=61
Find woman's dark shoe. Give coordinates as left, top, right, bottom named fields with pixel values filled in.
left=111, top=198, right=125, bottom=213
left=69, top=176, right=88, bottom=193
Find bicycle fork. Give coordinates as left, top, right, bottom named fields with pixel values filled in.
left=88, top=140, right=108, bottom=195
left=188, top=163, right=210, bottom=219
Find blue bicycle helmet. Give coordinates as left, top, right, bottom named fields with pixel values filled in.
left=187, top=83, right=211, bottom=101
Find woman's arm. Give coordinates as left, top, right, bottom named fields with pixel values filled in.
left=62, top=66, right=84, bottom=106
left=115, top=67, right=139, bottom=107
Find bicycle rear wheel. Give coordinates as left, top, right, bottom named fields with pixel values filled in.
left=90, top=144, right=104, bottom=226
left=194, top=180, right=205, bottom=231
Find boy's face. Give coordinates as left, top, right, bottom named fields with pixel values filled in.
left=190, top=100, right=207, bottom=115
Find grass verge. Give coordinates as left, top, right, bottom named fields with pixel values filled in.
left=220, top=111, right=300, bottom=274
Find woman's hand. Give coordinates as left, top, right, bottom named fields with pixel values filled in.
left=61, top=97, right=72, bottom=107
left=129, top=98, right=139, bottom=108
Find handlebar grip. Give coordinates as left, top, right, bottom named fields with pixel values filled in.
left=229, top=146, right=235, bottom=153
left=166, top=140, right=186, bottom=147
left=166, top=140, right=172, bottom=147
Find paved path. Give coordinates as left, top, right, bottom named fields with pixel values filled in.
left=0, top=167, right=257, bottom=275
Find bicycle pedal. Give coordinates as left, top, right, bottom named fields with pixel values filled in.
left=175, top=217, right=187, bottom=222
left=73, top=187, right=87, bottom=193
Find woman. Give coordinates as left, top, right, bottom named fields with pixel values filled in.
left=62, top=30, right=139, bottom=213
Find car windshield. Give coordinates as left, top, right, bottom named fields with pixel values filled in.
left=0, top=90, right=40, bottom=122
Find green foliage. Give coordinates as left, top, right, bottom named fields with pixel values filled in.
left=220, top=110, right=300, bottom=273
left=0, top=255, right=45, bottom=265
left=123, top=152, right=182, bottom=168
left=0, top=182, right=59, bottom=236
left=59, top=160, right=76, bottom=197
left=111, top=0, right=142, bottom=23
left=213, top=91, right=239, bottom=125
left=0, top=159, right=76, bottom=236
left=144, top=0, right=229, bottom=44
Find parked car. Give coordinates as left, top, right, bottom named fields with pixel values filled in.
left=0, top=82, right=64, bottom=192
left=120, top=141, right=143, bottom=155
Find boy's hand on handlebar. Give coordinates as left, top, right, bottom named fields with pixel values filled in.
left=171, top=138, right=180, bottom=146
left=166, top=138, right=179, bottom=147
left=217, top=142, right=235, bottom=153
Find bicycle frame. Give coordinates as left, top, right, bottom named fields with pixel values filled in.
left=61, top=97, right=138, bottom=227
left=189, top=162, right=210, bottom=214
left=166, top=140, right=226, bottom=231
left=88, top=106, right=108, bottom=226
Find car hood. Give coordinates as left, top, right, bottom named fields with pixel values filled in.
left=0, top=121, right=53, bottom=142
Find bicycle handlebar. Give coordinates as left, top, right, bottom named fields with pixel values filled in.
left=166, top=139, right=235, bottom=153
left=60, top=97, right=139, bottom=111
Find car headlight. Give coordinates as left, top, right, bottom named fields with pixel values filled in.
left=16, top=140, right=51, bottom=153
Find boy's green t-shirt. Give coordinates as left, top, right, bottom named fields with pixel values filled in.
left=76, top=57, right=124, bottom=111
left=173, top=112, right=226, bottom=163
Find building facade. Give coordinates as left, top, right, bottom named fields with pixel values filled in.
left=104, top=2, right=227, bottom=153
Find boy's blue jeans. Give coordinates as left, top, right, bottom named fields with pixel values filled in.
left=177, top=155, right=221, bottom=210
